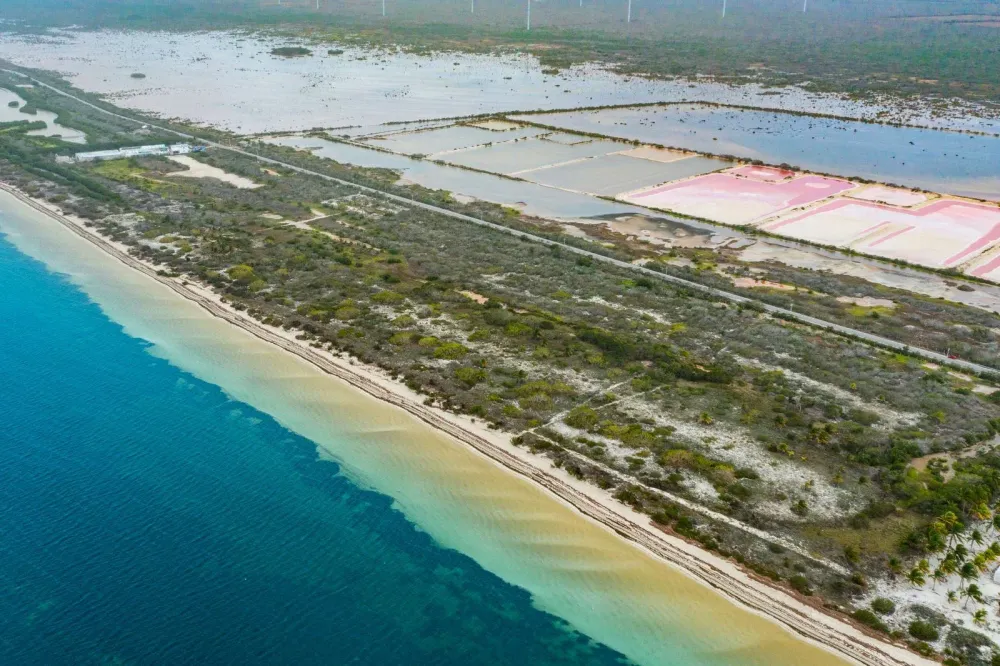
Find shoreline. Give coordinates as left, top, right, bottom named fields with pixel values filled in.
left=0, top=182, right=936, bottom=666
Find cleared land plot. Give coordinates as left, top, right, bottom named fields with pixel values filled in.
left=366, top=124, right=546, bottom=155
left=847, top=185, right=929, bottom=207
left=764, top=200, right=1000, bottom=270
left=468, top=119, right=523, bottom=131
left=622, top=146, right=695, bottom=163
left=625, top=172, right=854, bottom=225
left=166, top=155, right=262, bottom=189
left=526, top=154, right=732, bottom=196
left=442, top=137, right=627, bottom=175
left=729, top=165, right=796, bottom=182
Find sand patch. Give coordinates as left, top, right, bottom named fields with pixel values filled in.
left=468, top=119, right=523, bottom=131
left=847, top=185, right=929, bottom=207
left=835, top=296, right=896, bottom=308
left=619, top=146, right=690, bottom=163
left=733, top=277, right=796, bottom=291
left=457, top=290, right=489, bottom=304
left=167, top=155, right=262, bottom=189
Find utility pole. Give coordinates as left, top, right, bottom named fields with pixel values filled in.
left=722, top=0, right=726, bottom=18
left=803, top=0, right=807, bottom=11
left=627, top=0, right=631, bottom=22
left=526, top=0, right=531, bottom=30
left=382, top=0, right=386, bottom=16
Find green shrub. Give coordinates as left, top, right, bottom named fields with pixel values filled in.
left=852, top=609, right=888, bottom=633
left=908, top=620, right=939, bottom=642
left=454, top=367, right=486, bottom=386
left=871, top=598, right=895, bottom=615
left=564, top=406, right=599, bottom=430
left=789, top=574, right=812, bottom=596
left=372, top=290, right=404, bottom=304
left=434, top=342, right=468, bottom=360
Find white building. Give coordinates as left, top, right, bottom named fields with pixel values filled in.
left=72, top=143, right=199, bottom=162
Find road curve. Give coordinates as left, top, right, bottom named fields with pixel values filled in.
left=9, top=69, right=996, bottom=378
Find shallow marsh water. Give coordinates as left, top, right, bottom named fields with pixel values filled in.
left=1, top=29, right=997, bottom=134
left=0, top=86, right=87, bottom=143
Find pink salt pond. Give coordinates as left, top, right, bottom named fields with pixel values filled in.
left=625, top=171, right=854, bottom=225
left=764, top=200, right=1000, bottom=271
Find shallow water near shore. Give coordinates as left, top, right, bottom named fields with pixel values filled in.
left=0, top=190, right=849, bottom=665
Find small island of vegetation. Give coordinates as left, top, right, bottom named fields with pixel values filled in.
left=130, top=72, right=146, bottom=79
left=328, top=49, right=344, bottom=56
left=270, top=46, right=312, bottom=57
left=7, top=100, right=18, bottom=108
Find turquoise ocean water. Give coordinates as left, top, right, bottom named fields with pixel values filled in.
left=0, top=233, right=631, bottom=665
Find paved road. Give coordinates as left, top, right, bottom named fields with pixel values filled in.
left=11, top=69, right=997, bottom=378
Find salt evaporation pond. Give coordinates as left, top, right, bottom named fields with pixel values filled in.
left=515, top=105, right=1000, bottom=200
left=2, top=30, right=998, bottom=134
left=264, top=135, right=642, bottom=220
left=0, top=87, right=87, bottom=143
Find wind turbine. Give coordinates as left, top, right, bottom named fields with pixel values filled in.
left=382, top=0, right=386, bottom=16
left=722, top=0, right=726, bottom=18
left=526, top=0, right=531, bottom=30
left=627, top=0, right=632, bottom=23
left=802, top=0, right=807, bottom=11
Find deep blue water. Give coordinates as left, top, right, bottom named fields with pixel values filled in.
left=0, top=234, right=629, bottom=665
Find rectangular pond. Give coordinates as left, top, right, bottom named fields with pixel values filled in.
left=363, top=124, right=547, bottom=156
left=514, top=104, right=1000, bottom=200
left=444, top=137, right=628, bottom=175
left=525, top=154, right=733, bottom=196
left=262, top=135, right=642, bottom=220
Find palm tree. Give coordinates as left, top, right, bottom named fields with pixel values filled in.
left=907, top=568, right=926, bottom=588
left=927, top=530, right=946, bottom=554
left=947, top=590, right=958, bottom=604
left=971, top=528, right=985, bottom=547
left=959, top=562, right=978, bottom=591
left=932, top=568, right=947, bottom=591
left=974, top=609, right=988, bottom=626
left=939, top=554, right=958, bottom=585
left=964, top=583, right=984, bottom=608
left=973, top=553, right=989, bottom=576
left=955, top=543, right=969, bottom=563
left=972, top=502, right=991, bottom=523
left=916, top=559, right=931, bottom=575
